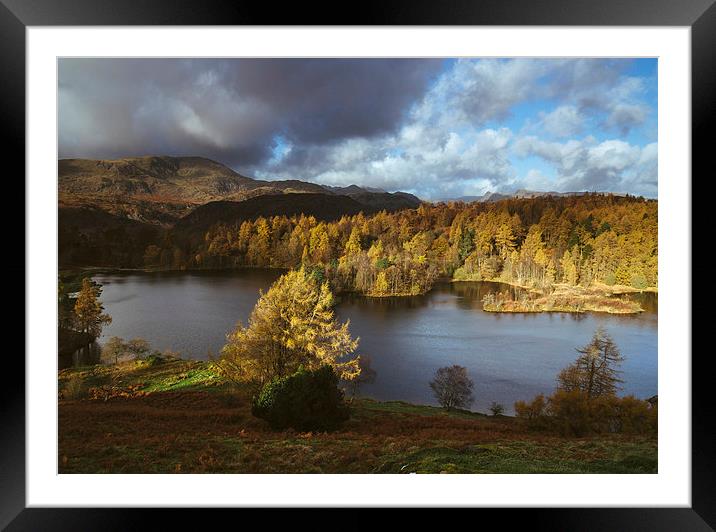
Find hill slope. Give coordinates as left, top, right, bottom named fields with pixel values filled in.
left=59, top=206, right=162, bottom=268
left=174, top=193, right=370, bottom=234
left=59, top=156, right=422, bottom=226
left=58, top=359, right=657, bottom=474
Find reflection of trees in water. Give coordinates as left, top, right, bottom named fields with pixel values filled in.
left=340, top=292, right=431, bottom=314
left=450, top=281, right=526, bottom=311
left=59, top=341, right=101, bottom=370
left=620, top=291, right=658, bottom=314
left=342, top=281, right=540, bottom=315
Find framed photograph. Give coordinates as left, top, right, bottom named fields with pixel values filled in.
left=5, top=0, right=711, bottom=527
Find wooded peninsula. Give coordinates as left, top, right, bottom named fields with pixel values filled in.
left=133, top=193, right=656, bottom=313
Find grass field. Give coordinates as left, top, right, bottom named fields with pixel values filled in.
left=58, top=359, right=657, bottom=474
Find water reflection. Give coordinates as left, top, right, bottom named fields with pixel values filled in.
left=59, top=341, right=101, bottom=370
left=88, top=271, right=657, bottom=415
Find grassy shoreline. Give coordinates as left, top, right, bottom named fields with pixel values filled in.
left=58, top=359, right=657, bottom=474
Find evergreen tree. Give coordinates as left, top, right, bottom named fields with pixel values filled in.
left=219, top=268, right=361, bottom=386
left=73, top=278, right=112, bottom=338
left=557, top=327, right=624, bottom=398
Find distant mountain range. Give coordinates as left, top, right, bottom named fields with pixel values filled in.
left=59, top=156, right=422, bottom=227
left=443, top=189, right=630, bottom=203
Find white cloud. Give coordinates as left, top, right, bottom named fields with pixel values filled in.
left=415, top=59, right=547, bottom=127
left=514, top=136, right=657, bottom=196
left=539, top=105, right=584, bottom=138
left=60, top=58, right=657, bottom=199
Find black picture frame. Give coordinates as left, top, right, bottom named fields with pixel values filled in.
left=3, top=0, right=710, bottom=528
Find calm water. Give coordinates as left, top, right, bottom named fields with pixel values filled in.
left=92, top=270, right=657, bottom=414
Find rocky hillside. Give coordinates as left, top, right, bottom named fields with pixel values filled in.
left=59, top=156, right=422, bottom=226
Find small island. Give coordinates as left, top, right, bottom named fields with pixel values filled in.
left=481, top=284, right=646, bottom=314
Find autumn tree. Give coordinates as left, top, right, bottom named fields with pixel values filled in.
left=345, top=355, right=377, bottom=401
left=429, top=365, right=474, bottom=410
left=560, top=248, right=579, bottom=285
left=247, top=217, right=271, bottom=265
left=218, top=268, right=361, bottom=386
left=101, top=336, right=152, bottom=364
left=73, top=278, right=111, bottom=338
left=495, top=223, right=516, bottom=258
left=557, top=327, right=624, bottom=398
left=143, top=193, right=656, bottom=296
left=143, top=244, right=161, bottom=267
left=101, top=336, right=125, bottom=364
left=344, top=226, right=362, bottom=256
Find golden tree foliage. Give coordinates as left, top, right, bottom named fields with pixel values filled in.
left=184, top=193, right=657, bottom=296
left=73, top=278, right=112, bottom=338
left=218, top=268, right=361, bottom=386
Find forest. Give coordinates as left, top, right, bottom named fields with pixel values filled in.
left=144, top=193, right=657, bottom=298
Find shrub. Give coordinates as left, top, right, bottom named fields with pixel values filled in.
left=252, top=365, right=350, bottom=431
left=135, top=351, right=165, bottom=368
left=517, top=390, right=657, bottom=436
left=611, top=394, right=657, bottom=434
left=63, top=374, right=85, bottom=400
left=547, top=389, right=593, bottom=436
left=514, top=394, right=550, bottom=431
left=489, top=401, right=505, bottom=416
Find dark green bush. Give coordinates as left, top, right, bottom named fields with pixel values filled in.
left=251, top=365, right=350, bottom=431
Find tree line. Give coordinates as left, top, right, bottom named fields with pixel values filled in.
left=147, top=193, right=657, bottom=297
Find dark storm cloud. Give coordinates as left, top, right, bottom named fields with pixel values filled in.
left=58, top=58, right=444, bottom=168
left=58, top=58, right=657, bottom=198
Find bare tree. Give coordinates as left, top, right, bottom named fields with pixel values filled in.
left=127, top=338, right=150, bottom=358
left=429, top=365, right=474, bottom=411
left=101, top=336, right=154, bottom=364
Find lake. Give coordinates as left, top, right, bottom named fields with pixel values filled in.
left=91, top=269, right=657, bottom=414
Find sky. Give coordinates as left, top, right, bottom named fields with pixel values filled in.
left=58, top=58, right=657, bottom=200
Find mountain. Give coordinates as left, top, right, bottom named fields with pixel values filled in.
left=444, top=192, right=511, bottom=203
left=324, top=185, right=421, bottom=212
left=513, top=189, right=588, bottom=199
left=59, top=156, right=422, bottom=226
left=323, top=184, right=388, bottom=194
left=174, top=193, right=371, bottom=235
left=442, top=189, right=619, bottom=203
left=58, top=206, right=162, bottom=267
